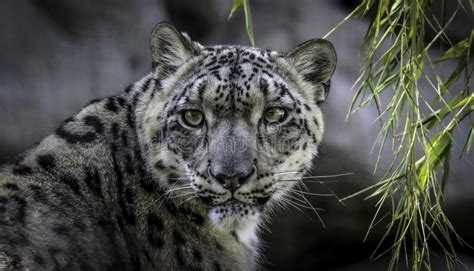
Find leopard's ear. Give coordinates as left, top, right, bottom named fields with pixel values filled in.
left=286, top=39, right=336, bottom=104
left=150, top=22, right=201, bottom=78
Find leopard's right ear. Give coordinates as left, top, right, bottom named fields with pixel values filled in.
left=286, top=39, right=336, bottom=104
left=150, top=22, right=201, bottom=78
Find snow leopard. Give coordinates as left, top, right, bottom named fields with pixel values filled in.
left=0, top=22, right=336, bottom=270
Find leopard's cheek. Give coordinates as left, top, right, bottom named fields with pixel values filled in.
left=166, top=122, right=206, bottom=162
left=256, top=126, right=303, bottom=168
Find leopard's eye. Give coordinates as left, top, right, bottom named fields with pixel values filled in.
left=264, top=107, right=286, bottom=123
left=182, top=110, right=204, bottom=127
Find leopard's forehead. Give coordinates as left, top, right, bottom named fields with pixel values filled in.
left=197, top=46, right=282, bottom=78
left=170, top=45, right=299, bottom=118
left=201, top=45, right=280, bottom=66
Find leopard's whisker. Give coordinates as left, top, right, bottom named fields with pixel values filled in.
left=276, top=176, right=353, bottom=184
left=281, top=191, right=308, bottom=204
left=298, top=180, right=310, bottom=192
left=280, top=181, right=345, bottom=206
left=171, top=191, right=196, bottom=199
left=179, top=195, right=198, bottom=205
left=278, top=197, right=315, bottom=223
left=163, top=186, right=193, bottom=200
left=276, top=179, right=340, bottom=184
left=275, top=185, right=334, bottom=200
left=318, top=182, right=346, bottom=206
left=156, top=194, right=171, bottom=210
left=293, top=184, right=326, bottom=227
left=167, top=188, right=193, bottom=194
left=288, top=192, right=324, bottom=212
left=278, top=197, right=306, bottom=213
left=171, top=168, right=193, bottom=174
left=276, top=174, right=348, bottom=206
left=167, top=180, right=185, bottom=191
left=280, top=194, right=321, bottom=211
left=279, top=172, right=354, bottom=181
left=159, top=182, right=188, bottom=202
left=287, top=187, right=334, bottom=197
left=272, top=185, right=326, bottom=226
left=272, top=171, right=301, bottom=175
left=167, top=185, right=193, bottom=193
left=167, top=177, right=189, bottom=180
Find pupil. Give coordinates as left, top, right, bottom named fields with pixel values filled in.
left=187, top=111, right=200, bottom=124
left=268, top=109, right=282, bottom=121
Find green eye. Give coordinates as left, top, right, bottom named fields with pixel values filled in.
left=182, top=110, right=204, bottom=127
left=264, top=107, right=286, bottom=123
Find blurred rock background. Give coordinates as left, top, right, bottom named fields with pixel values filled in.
left=0, top=0, right=472, bottom=270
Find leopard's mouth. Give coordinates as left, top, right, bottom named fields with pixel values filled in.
left=198, top=194, right=271, bottom=208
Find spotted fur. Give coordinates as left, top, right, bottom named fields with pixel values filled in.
left=0, top=23, right=336, bottom=270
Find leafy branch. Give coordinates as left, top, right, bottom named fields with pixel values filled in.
left=334, top=0, right=473, bottom=270
left=229, top=0, right=473, bottom=270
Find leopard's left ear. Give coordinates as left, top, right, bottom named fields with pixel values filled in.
left=286, top=39, right=336, bottom=104
left=150, top=22, right=201, bottom=79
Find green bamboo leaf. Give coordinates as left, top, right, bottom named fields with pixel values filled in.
left=243, top=0, right=255, bottom=46
left=419, top=94, right=472, bottom=130
left=228, top=0, right=243, bottom=20
left=418, top=130, right=453, bottom=189
left=441, top=147, right=451, bottom=192
left=434, top=38, right=469, bottom=63
left=443, top=59, right=467, bottom=89
left=461, top=124, right=474, bottom=155
left=227, top=0, right=255, bottom=46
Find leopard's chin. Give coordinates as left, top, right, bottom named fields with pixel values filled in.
left=220, top=199, right=264, bottom=210
left=207, top=199, right=263, bottom=224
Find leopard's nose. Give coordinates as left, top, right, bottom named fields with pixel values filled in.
left=208, top=165, right=256, bottom=192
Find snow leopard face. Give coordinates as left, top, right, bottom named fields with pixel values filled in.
left=140, top=23, right=336, bottom=229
